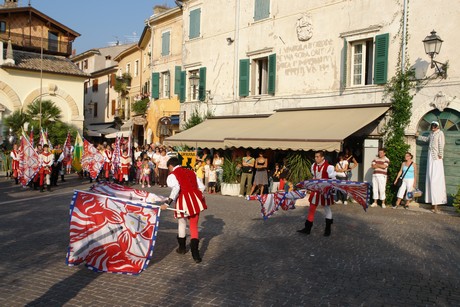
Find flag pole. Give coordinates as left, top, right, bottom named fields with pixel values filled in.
left=74, top=189, right=186, bottom=213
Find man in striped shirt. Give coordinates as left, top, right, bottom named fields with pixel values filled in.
left=370, top=148, right=390, bottom=208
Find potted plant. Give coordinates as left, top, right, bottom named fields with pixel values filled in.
left=221, top=156, right=241, bottom=196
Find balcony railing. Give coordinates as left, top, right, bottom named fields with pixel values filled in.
left=0, top=31, right=73, bottom=56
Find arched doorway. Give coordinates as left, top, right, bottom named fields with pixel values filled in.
left=416, top=108, right=460, bottom=204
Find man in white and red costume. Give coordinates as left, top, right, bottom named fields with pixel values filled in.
left=39, top=144, right=54, bottom=192
left=297, top=151, right=336, bottom=236
left=117, top=148, right=131, bottom=184
left=103, top=144, right=113, bottom=181
left=161, top=157, right=207, bottom=263
left=10, top=143, right=20, bottom=184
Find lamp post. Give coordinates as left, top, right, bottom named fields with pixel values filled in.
left=189, top=72, right=200, bottom=100
left=423, top=30, right=447, bottom=77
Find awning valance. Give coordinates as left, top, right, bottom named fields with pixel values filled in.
left=164, top=105, right=390, bottom=151
left=164, top=116, right=269, bottom=149
left=105, top=130, right=132, bottom=139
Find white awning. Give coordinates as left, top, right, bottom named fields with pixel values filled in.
left=105, top=130, right=132, bottom=139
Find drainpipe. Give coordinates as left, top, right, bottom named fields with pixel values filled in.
left=401, top=0, right=408, bottom=72
left=233, top=0, right=241, bottom=102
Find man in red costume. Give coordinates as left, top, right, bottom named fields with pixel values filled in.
left=10, top=143, right=20, bottom=184
left=103, top=144, right=113, bottom=181
left=117, top=148, right=131, bottom=184
left=39, top=144, right=54, bottom=192
left=161, top=157, right=207, bottom=263
left=297, top=151, right=336, bottom=236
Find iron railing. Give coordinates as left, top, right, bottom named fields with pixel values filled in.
left=0, top=31, right=72, bottom=56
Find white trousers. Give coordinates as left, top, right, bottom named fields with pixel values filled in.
left=397, top=178, right=414, bottom=200
left=372, top=174, right=387, bottom=201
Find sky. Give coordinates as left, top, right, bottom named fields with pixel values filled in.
left=30, top=0, right=177, bottom=54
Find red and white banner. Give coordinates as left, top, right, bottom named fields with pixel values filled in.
left=66, top=190, right=160, bottom=274
left=90, top=182, right=167, bottom=204
left=18, top=134, right=41, bottom=187
left=81, top=139, right=105, bottom=179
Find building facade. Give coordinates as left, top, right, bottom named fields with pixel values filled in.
left=145, top=6, right=182, bottom=145
left=166, top=0, right=460, bottom=201
left=0, top=1, right=86, bottom=139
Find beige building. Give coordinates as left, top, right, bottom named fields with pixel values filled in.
left=166, top=0, right=460, bottom=201
left=71, top=45, right=131, bottom=137
left=0, top=1, right=86, bottom=139
left=145, top=6, right=182, bottom=145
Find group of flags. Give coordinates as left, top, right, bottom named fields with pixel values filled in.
left=15, top=129, right=133, bottom=186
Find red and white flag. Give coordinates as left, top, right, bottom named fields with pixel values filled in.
left=18, top=133, right=41, bottom=186
left=81, top=139, right=105, bottom=180
left=66, top=190, right=160, bottom=274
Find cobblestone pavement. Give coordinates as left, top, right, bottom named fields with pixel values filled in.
left=0, top=174, right=459, bottom=306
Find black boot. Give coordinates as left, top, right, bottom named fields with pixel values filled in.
left=40, top=185, right=44, bottom=192
left=34, top=182, right=39, bottom=190
left=297, top=220, right=313, bottom=234
left=15, top=178, right=19, bottom=184
left=61, top=175, right=66, bottom=182
left=324, top=218, right=333, bottom=237
left=190, top=238, right=202, bottom=263
left=176, top=236, right=187, bottom=254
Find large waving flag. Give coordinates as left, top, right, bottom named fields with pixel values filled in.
left=18, top=133, right=41, bottom=186
left=66, top=190, right=160, bottom=274
left=249, top=190, right=307, bottom=220
left=81, top=139, right=105, bottom=179
left=296, top=179, right=370, bottom=211
left=91, top=182, right=167, bottom=204
left=72, top=132, right=83, bottom=172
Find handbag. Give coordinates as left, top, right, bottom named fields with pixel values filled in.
left=392, top=162, right=413, bottom=191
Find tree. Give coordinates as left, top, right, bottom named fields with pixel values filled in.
left=26, top=99, right=62, bottom=131
left=2, top=110, right=30, bottom=140
left=182, top=107, right=213, bottom=130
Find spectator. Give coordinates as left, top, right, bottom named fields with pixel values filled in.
left=269, top=163, right=281, bottom=193
left=344, top=147, right=358, bottom=180
left=251, top=152, right=268, bottom=195
left=370, top=148, right=390, bottom=208
left=393, top=152, right=417, bottom=209
left=213, top=151, right=224, bottom=191
left=335, top=153, right=349, bottom=205
left=239, top=151, right=255, bottom=197
left=157, top=149, right=170, bottom=187
left=208, top=165, right=217, bottom=194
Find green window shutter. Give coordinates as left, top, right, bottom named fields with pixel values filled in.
left=254, top=0, right=270, bottom=21
left=151, top=72, right=160, bottom=99
left=189, top=8, right=201, bottom=39
left=268, top=53, right=276, bottom=95
left=239, top=59, right=250, bottom=97
left=198, top=67, right=207, bottom=101
left=374, top=33, right=389, bottom=84
left=174, top=66, right=181, bottom=95
left=342, top=38, right=347, bottom=88
left=161, top=31, right=170, bottom=56
left=179, top=71, right=186, bottom=103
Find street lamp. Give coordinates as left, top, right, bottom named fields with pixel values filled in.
left=189, top=72, right=200, bottom=87
left=423, top=30, right=448, bottom=77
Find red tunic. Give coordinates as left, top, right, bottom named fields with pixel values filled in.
left=171, top=167, right=207, bottom=218
left=308, top=161, right=334, bottom=206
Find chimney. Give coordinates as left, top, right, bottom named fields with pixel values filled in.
left=4, top=39, right=14, bottom=65
left=2, top=0, right=18, bottom=8
left=105, top=55, right=112, bottom=68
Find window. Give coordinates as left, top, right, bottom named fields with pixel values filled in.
left=84, top=81, right=88, bottom=94
left=126, top=63, right=131, bottom=75
left=151, top=72, right=160, bottom=99
left=188, top=70, right=199, bottom=101
left=92, top=79, right=99, bottom=92
left=0, top=21, right=6, bottom=33
left=134, top=60, right=139, bottom=77
left=344, top=33, right=389, bottom=87
left=93, top=102, right=98, bottom=117
left=48, top=31, right=59, bottom=52
left=83, top=59, right=88, bottom=69
left=189, top=8, right=201, bottom=39
left=161, top=31, right=170, bottom=56
left=239, top=53, right=276, bottom=97
left=111, top=100, right=116, bottom=116
left=161, top=71, right=170, bottom=98
left=110, top=74, right=116, bottom=88
left=254, top=0, right=270, bottom=21
left=351, top=39, right=373, bottom=86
